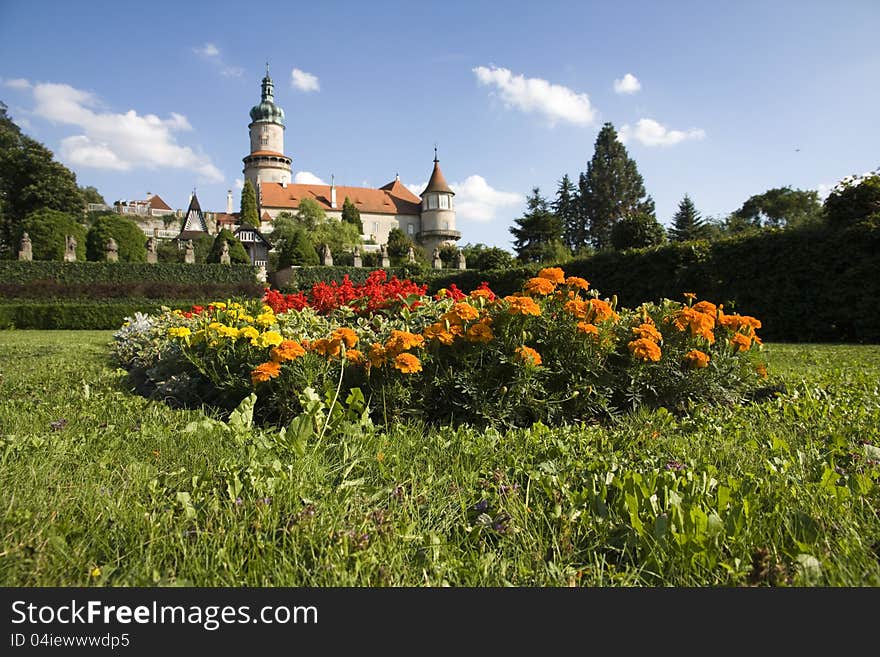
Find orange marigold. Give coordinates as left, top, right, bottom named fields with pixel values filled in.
left=683, top=292, right=697, bottom=301
left=524, top=277, right=557, bottom=296
left=730, top=333, right=752, bottom=352
left=683, top=349, right=710, bottom=369
left=368, top=343, right=387, bottom=367
left=589, top=298, right=617, bottom=323
left=465, top=323, right=494, bottom=343
left=331, top=327, right=359, bottom=348
left=450, top=302, right=480, bottom=321
left=564, top=276, right=590, bottom=291
left=692, top=301, right=718, bottom=316
left=632, top=322, right=663, bottom=342
left=424, top=322, right=456, bottom=345
left=537, top=267, right=566, bottom=284
left=514, top=345, right=542, bottom=366
left=628, top=338, right=662, bottom=362
left=674, top=307, right=716, bottom=344
left=311, top=337, right=342, bottom=358
left=563, top=299, right=589, bottom=319
left=271, top=340, right=306, bottom=363
left=577, top=322, right=599, bottom=337
left=251, top=361, right=281, bottom=384
left=386, top=330, right=425, bottom=355
left=393, top=352, right=423, bottom=374
left=345, top=349, right=365, bottom=364
left=504, top=295, right=542, bottom=316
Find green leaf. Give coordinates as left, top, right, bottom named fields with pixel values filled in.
left=228, top=393, right=256, bottom=433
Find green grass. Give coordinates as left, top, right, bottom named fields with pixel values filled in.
left=1, top=331, right=878, bottom=586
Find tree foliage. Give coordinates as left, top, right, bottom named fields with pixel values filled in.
left=0, top=102, right=85, bottom=257
left=85, top=213, right=147, bottom=262
left=509, top=187, right=566, bottom=263
left=386, top=227, right=415, bottom=264
left=732, top=186, right=823, bottom=228
left=459, top=243, right=515, bottom=271
left=554, top=174, right=582, bottom=253
left=19, top=209, right=86, bottom=261
left=240, top=180, right=260, bottom=228
left=610, top=213, right=666, bottom=251
left=669, top=194, right=706, bottom=242
left=296, top=198, right=325, bottom=230
left=341, top=196, right=363, bottom=233
left=79, top=185, right=106, bottom=206
left=207, top=229, right=250, bottom=264
left=278, top=227, right=319, bottom=267
left=578, top=122, right=653, bottom=250
left=824, top=172, right=880, bottom=227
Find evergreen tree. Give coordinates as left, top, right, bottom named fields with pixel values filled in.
left=85, top=213, right=147, bottom=262
left=386, top=227, right=415, bottom=263
left=207, top=229, right=249, bottom=264
left=553, top=174, right=583, bottom=253
left=277, top=227, right=319, bottom=267
left=341, top=196, right=363, bottom=233
left=239, top=180, right=259, bottom=228
left=579, top=122, right=652, bottom=250
left=610, top=213, right=666, bottom=250
left=19, top=208, right=86, bottom=261
left=509, top=187, right=565, bottom=263
left=669, top=194, right=706, bottom=242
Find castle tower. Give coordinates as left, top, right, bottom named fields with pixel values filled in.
left=242, top=65, right=291, bottom=190
left=417, top=149, right=460, bottom=255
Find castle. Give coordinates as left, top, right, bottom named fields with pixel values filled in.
left=242, top=67, right=461, bottom=256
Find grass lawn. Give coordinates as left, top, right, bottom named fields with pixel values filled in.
left=1, top=330, right=878, bottom=586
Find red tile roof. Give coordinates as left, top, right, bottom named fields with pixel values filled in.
left=422, top=160, right=453, bottom=195
left=260, top=179, right=421, bottom=216
left=146, top=194, right=172, bottom=211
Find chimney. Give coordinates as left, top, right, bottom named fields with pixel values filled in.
left=330, top=174, right=336, bottom=208
left=226, top=189, right=233, bottom=214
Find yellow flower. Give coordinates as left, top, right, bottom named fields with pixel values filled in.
left=524, top=277, right=557, bottom=296
left=168, top=326, right=191, bottom=338
left=537, top=267, right=566, bottom=284
left=628, top=338, right=662, bottom=362
left=514, top=345, right=542, bottom=366
left=251, top=361, right=281, bottom=384
left=271, top=340, right=306, bottom=363
left=239, top=326, right=259, bottom=341
left=255, top=312, right=275, bottom=327
left=90, top=566, right=102, bottom=578
left=393, top=352, right=422, bottom=374
left=331, top=327, right=359, bottom=348
left=577, top=322, right=599, bottom=337
left=216, top=325, right=239, bottom=339
left=632, top=323, right=662, bottom=342
left=504, top=295, right=542, bottom=316
left=564, top=276, right=590, bottom=291
left=465, top=323, right=494, bottom=343
left=683, top=349, right=710, bottom=369
left=211, top=301, right=227, bottom=310
left=252, top=330, right=283, bottom=348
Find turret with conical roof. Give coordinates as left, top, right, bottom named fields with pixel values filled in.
left=243, top=65, right=292, bottom=191
left=417, top=149, right=460, bottom=255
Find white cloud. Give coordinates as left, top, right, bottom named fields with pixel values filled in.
left=235, top=178, right=244, bottom=191
left=472, top=65, right=596, bottom=126
left=3, top=78, right=32, bottom=90
left=221, top=66, right=244, bottom=78
left=294, top=171, right=326, bottom=185
left=29, top=82, right=223, bottom=181
left=613, top=73, right=641, bottom=95
left=619, top=118, right=706, bottom=146
left=406, top=175, right=522, bottom=223
left=193, top=43, right=219, bottom=57
left=291, top=68, right=320, bottom=92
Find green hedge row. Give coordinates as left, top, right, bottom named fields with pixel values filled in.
left=0, top=261, right=258, bottom=284
left=0, top=280, right=265, bottom=300
left=275, top=264, right=438, bottom=291
left=0, top=300, right=209, bottom=330
left=423, top=225, right=880, bottom=343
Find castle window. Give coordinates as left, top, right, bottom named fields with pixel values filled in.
left=439, top=195, right=449, bottom=209
left=407, top=223, right=414, bottom=235
left=373, top=221, right=379, bottom=234
left=444, top=221, right=449, bottom=230
left=427, top=195, right=438, bottom=210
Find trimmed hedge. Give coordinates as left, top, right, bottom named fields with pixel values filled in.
left=0, top=300, right=210, bottom=330
left=0, top=261, right=259, bottom=285
left=0, top=281, right=265, bottom=300
left=422, top=224, right=880, bottom=343
left=275, top=264, right=435, bottom=291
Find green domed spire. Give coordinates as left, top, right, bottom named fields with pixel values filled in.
left=249, top=64, right=285, bottom=125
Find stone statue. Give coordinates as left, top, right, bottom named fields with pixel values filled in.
left=380, top=243, right=390, bottom=268
left=321, top=243, right=333, bottom=267
left=219, top=239, right=231, bottom=265
left=184, top=239, right=195, bottom=264
left=432, top=246, right=443, bottom=270
left=64, top=235, right=77, bottom=262
left=407, top=246, right=416, bottom=263
left=457, top=249, right=467, bottom=270
left=353, top=246, right=362, bottom=268
left=105, top=237, right=118, bottom=263
left=18, top=232, right=32, bottom=261
left=146, top=237, right=158, bottom=264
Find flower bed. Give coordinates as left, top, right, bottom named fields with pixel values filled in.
left=113, top=268, right=766, bottom=428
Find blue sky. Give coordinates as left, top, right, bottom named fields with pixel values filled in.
left=2, top=0, right=878, bottom=251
